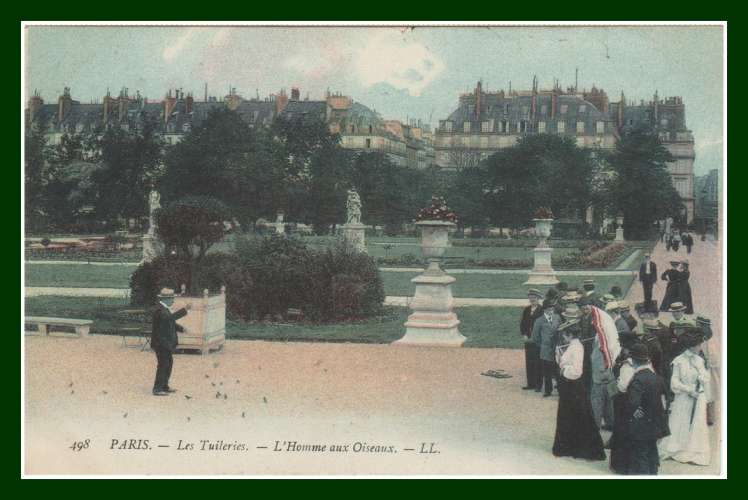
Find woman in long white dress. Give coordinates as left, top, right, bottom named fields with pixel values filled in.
left=659, top=329, right=711, bottom=465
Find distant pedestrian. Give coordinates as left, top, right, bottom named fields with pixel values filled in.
left=671, top=232, right=681, bottom=252
left=683, top=232, right=694, bottom=254
left=660, top=261, right=681, bottom=312
left=520, top=289, right=544, bottom=391
left=531, top=299, right=562, bottom=397
left=151, top=288, right=191, bottom=396
left=552, top=311, right=606, bottom=461
left=665, top=232, right=672, bottom=252
left=678, top=260, right=694, bottom=314
left=639, top=253, right=658, bottom=312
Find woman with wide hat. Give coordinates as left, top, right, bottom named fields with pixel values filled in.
left=659, top=328, right=711, bottom=466
left=552, top=306, right=606, bottom=461
left=660, top=261, right=682, bottom=312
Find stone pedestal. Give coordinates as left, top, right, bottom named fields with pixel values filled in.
left=394, top=220, right=465, bottom=347
left=141, top=233, right=160, bottom=263
left=342, top=223, right=366, bottom=253
left=524, top=245, right=559, bottom=286
left=615, top=228, right=625, bottom=241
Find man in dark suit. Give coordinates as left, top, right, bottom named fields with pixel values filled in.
left=639, top=253, right=657, bottom=312
left=151, top=288, right=191, bottom=396
left=626, top=344, right=670, bottom=475
left=520, top=288, right=544, bottom=390
left=531, top=299, right=562, bottom=397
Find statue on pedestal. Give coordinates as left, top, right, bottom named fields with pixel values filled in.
left=346, top=189, right=362, bottom=225
left=142, top=189, right=162, bottom=263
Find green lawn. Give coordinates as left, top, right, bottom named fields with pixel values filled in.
left=381, top=271, right=636, bottom=299
left=25, top=264, right=135, bottom=288
left=24, top=262, right=635, bottom=300
left=25, top=263, right=635, bottom=300
left=24, top=297, right=523, bottom=349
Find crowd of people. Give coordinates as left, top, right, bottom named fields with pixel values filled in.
left=663, top=229, right=695, bottom=254
left=520, top=274, right=715, bottom=475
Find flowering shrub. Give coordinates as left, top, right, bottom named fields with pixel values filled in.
left=534, top=207, right=554, bottom=219
left=416, top=196, right=458, bottom=223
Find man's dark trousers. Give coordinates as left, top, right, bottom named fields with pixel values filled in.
left=643, top=282, right=654, bottom=305
left=541, top=360, right=556, bottom=395
left=524, top=342, right=542, bottom=389
left=153, top=348, right=174, bottom=393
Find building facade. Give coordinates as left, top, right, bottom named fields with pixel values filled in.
left=435, top=80, right=696, bottom=221
left=26, top=86, right=435, bottom=170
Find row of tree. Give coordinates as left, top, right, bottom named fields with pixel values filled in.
left=25, top=108, right=684, bottom=239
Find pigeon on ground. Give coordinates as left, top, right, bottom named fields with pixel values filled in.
left=223, top=394, right=228, bottom=400
left=215, top=391, right=221, bottom=398
left=184, top=395, right=192, bottom=400
left=241, top=412, right=245, bottom=418
left=263, top=397, right=267, bottom=404
left=123, top=413, right=128, bottom=418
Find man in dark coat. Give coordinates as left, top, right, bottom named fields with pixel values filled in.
left=520, top=289, right=545, bottom=390
left=638, top=253, right=657, bottom=312
left=683, top=232, right=694, bottom=254
left=640, top=319, right=665, bottom=377
left=151, top=288, right=191, bottom=396
left=620, top=302, right=638, bottom=333
left=626, top=344, right=670, bottom=475
left=531, top=299, right=562, bottom=397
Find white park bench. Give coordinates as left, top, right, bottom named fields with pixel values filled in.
left=25, top=316, right=93, bottom=337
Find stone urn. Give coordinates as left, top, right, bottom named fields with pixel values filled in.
left=171, top=285, right=226, bottom=355
left=615, top=216, right=625, bottom=241
left=418, top=220, right=454, bottom=274
left=393, top=219, right=465, bottom=347
left=533, top=218, right=553, bottom=246
left=524, top=218, right=559, bottom=286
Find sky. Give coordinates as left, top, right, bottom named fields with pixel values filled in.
left=24, top=24, right=724, bottom=175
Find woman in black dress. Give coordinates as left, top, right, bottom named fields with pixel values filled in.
left=660, top=261, right=681, bottom=311
left=677, top=261, right=694, bottom=314
left=609, top=334, right=639, bottom=474
left=552, top=317, right=606, bottom=461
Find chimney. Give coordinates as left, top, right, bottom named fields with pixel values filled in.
left=28, top=91, right=44, bottom=122
left=551, top=89, right=557, bottom=119
left=185, top=93, right=194, bottom=114
left=275, top=88, right=289, bottom=114
left=291, top=87, right=300, bottom=101
left=163, top=89, right=177, bottom=123
left=474, top=81, right=482, bottom=120
left=118, top=87, right=129, bottom=122
left=102, top=89, right=116, bottom=124
left=58, top=87, right=73, bottom=123
left=617, top=91, right=625, bottom=129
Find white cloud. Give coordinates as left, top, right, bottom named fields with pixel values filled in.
left=162, top=28, right=199, bottom=63
left=354, top=31, right=445, bottom=96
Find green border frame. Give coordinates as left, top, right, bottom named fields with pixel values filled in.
left=9, top=9, right=735, bottom=488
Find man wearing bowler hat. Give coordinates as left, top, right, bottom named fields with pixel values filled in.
left=151, top=288, right=191, bottom=396
left=520, top=289, right=545, bottom=390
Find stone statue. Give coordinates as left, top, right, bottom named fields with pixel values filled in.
left=147, top=190, right=161, bottom=235
left=346, top=189, right=362, bottom=225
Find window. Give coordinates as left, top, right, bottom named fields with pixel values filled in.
left=521, top=106, right=529, bottom=116
left=365, top=138, right=371, bottom=148
left=504, top=103, right=510, bottom=113
left=481, top=120, right=493, bottom=133
left=576, top=121, right=585, bottom=134
left=579, top=105, right=587, bottom=113
left=557, top=121, right=565, bottom=133
left=350, top=124, right=355, bottom=133
left=501, top=120, right=508, bottom=133
left=560, top=105, right=568, bottom=114
left=368, top=125, right=373, bottom=134
left=596, top=121, right=605, bottom=134
left=182, top=123, right=191, bottom=132
left=463, top=122, right=471, bottom=133
left=519, top=120, right=527, bottom=133
left=660, top=118, right=669, bottom=127
left=541, top=104, right=548, bottom=114
left=444, top=121, right=453, bottom=132
left=538, top=121, right=546, bottom=133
